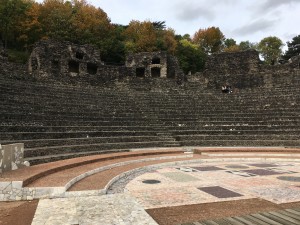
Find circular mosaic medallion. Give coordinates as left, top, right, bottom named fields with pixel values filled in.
left=142, top=179, right=161, bottom=184
left=277, top=176, right=300, bottom=182
left=225, top=165, right=249, bottom=169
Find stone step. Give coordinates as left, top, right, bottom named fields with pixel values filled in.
left=178, top=139, right=300, bottom=147
left=171, top=129, right=300, bottom=135
left=1, top=135, right=173, bottom=148
left=190, top=207, right=300, bottom=225
left=0, top=130, right=161, bottom=140
left=0, top=125, right=166, bottom=132
left=24, top=141, right=181, bottom=158
left=176, top=134, right=300, bottom=141
left=25, top=149, right=130, bottom=165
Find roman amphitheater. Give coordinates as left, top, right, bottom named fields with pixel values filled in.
left=1, top=40, right=300, bottom=225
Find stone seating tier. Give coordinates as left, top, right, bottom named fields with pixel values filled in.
left=0, top=76, right=299, bottom=164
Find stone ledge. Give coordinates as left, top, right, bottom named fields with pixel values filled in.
left=0, top=154, right=191, bottom=201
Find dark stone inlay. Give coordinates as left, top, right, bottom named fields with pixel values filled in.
left=226, top=171, right=256, bottom=177
left=268, top=168, right=297, bottom=174
left=198, top=186, right=243, bottom=198
left=142, top=179, right=161, bottom=184
left=277, top=176, right=300, bottom=182
left=191, top=166, right=225, bottom=171
left=249, top=163, right=279, bottom=168
left=243, top=169, right=282, bottom=176
left=225, top=165, right=249, bottom=169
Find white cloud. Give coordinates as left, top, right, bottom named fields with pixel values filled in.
left=175, top=4, right=215, bottom=21
left=233, top=19, right=276, bottom=36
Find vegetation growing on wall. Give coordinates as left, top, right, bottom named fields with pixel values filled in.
left=0, top=0, right=297, bottom=70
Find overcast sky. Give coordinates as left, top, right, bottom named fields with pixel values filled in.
left=91, top=0, right=300, bottom=47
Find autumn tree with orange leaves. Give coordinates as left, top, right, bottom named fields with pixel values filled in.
left=123, top=20, right=177, bottom=54
left=192, top=26, right=225, bottom=54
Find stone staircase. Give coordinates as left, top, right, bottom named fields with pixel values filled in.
left=0, top=76, right=299, bottom=164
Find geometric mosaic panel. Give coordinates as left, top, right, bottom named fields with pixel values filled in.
left=243, top=169, right=282, bottom=176
left=198, top=186, right=243, bottom=198
left=225, top=165, right=249, bottom=169
left=267, top=168, right=297, bottom=174
left=226, top=170, right=256, bottom=177
left=191, top=166, right=225, bottom=171
left=162, top=172, right=199, bottom=182
left=249, top=163, right=279, bottom=168
left=277, top=176, right=300, bottom=182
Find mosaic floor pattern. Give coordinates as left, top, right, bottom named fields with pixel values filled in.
left=125, top=161, right=300, bottom=209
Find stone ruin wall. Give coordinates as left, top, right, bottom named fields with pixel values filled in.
left=3, top=40, right=298, bottom=88
left=25, top=40, right=184, bottom=84
left=126, top=52, right=168, bottom=78
left=126, top=51, right=184, bottom=82
left=28, top=39, right=131, bottom=83
left=202, top=50, right=300, bottom=89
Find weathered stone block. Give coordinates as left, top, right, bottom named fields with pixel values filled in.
left=0, top=143, right=24, bottom=173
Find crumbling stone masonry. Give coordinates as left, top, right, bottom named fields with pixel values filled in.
left=28, top=39, right=103, bottom=78
left=202, top=50, right=300, bottom=89
left=0, top=143, right=24, bottom=173
left=126, top=51, right=184, bottom=81
left=27, top=40, right=184, bottom=83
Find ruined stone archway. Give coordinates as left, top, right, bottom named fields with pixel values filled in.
left=136, top=67, right=145, bottom=77
left=68, top=60, right=79, bottom=74
left=151, top=67, right=161, bottom=77
left=152, top=57, right=160, bottom=64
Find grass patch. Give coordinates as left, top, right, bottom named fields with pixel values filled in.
left=7, top=49, right=30, bottom=64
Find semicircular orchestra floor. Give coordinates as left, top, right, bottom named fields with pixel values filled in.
left=125, top=161, right=300, bottom=209
left=5, top=148, right=300, bottom=225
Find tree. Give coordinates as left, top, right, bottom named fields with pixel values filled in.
left=283, top=35, right=300, bottom=60
left=101, top=23, right=126, bottom=64
left=152, top=21, right=166, bottom=30
left=154, top=27, right=177, bottom=54
left=224, top=38, right=236, bottom=48
left=239, top=41, right=256, bottom=50
left=123, top=20, right=157, bottom=53
left=71, top=0, right=112, bottom=43
left=123, top=20, right=177, bottom=54
left=257, top=36, right=284, bottom=65
left=224, top=45, right=241, bottom=52
left=224, top=38, right=240, bottom=52
left=192, top=26, right=225, bottom=54
left=176, top=39, right=206, bottom=74
left=38, top=0, right=73, bottom=40
left=17, top=1, right=42, bottom=50
left=0, top=0, right=30, bottom=48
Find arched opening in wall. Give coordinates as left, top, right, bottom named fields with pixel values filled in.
left=76, top=52, right=84, bottom=60
left=68, top=60, right=79, bottom=73
left=136, top=67, right=145, bottom=77
left=151, top=67, right=161, bottom=77
left=152, top=57, right=160, bottom=64
left=51, top=60, right=60, bottom=76
left=87, top=63, right=98, bottom=75
left=31, top=57, right=38, bottom=71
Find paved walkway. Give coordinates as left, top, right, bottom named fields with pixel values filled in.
left=32, top=194, right=158, bottom=225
